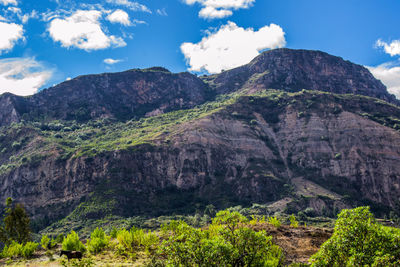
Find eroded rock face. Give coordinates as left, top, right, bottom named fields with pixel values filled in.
left=209, top=49, right=398, bottom=104
left=1, top=94, right=399, bottom=226
left=0, top=49, right=399, bottom=228
left=0, top=69, right=211, bottom=127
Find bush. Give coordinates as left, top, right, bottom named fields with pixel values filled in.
left=1, top=241, right=38, bottom=259
left=116, top=227, right=159, bottom=257
left=55, top=233, right=65, bottom=243
left=62, top=231, right=86, bottom=252
left=86, top=228, right=109, bottom=254
left=157, top=210, right=284, bottom=266
left=289, top=214, right=299, bottom=228
left=268, top=216, right=281, bottom=228
left=310, top=206, right=400, bottom=266
left=41, top=235, right=50, bottom=249
left=21, top=242, right=38, bottom=258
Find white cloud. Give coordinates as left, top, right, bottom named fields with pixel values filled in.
left=48, top=10, right=126, bottom=51
left=368, top=62, right=400, bottom=99
left=156, top=8, right=167, bottom=16
left=106, top=9, right=131, bottom=26
left=181, top=22, right=286, bottom=73
left=376, top=39, right=400, bottom=56
left=6, top=6, right=38, bottom=23
left=106, top=0, right=151, bottom=13
left=21, top=10, right=39, bottom=24
left=0, top=58, right=52, bottom=96
left=199, top=6, right=232, bottom=19
left=0, top=0, right=17, bottom=6
left=184, top=0, right=255, bottom=19
left=104, top=58, right=123, bottom=64
left=0, top=21, right=23, bottom=54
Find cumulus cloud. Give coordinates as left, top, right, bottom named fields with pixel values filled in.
left=48, top=10, right=126, bottom=51
left=368, top=62, right=400, bottom=99
left=104, top=58, right=122, bottom=64
left=0, top=21, right=23, bottom=54
left=0, top=58, right=52, bottom=96
left=376, top=39, right=400, bottom=56
left=106, top=9, right=131, bottom=26
left=184, top=0, right=255, bottom=19
left=181, top=22, right=286, bottom=73
left=0, top=0, right=17, bottom=6
left=106, top=0, right=151, bottom=13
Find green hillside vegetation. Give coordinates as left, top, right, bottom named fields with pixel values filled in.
left=1, top=207, right=399, bottom=266
left=1, top=89, right=399, bottom=177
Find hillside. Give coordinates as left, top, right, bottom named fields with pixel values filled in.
left=0, top=48, right=399, bottom=233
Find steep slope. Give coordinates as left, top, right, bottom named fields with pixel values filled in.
left=1, top=91, right=400, bottom=230
left=0, top=67, right=211, bottom=127
left=0, top=48, right=400, bottom=231
left=204, top=48, right=398, bottom=104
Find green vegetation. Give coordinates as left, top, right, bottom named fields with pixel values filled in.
left=311, top=206, right=400, bottom=266
left=289, top=214, right=299, bottom=228
left=1, top=241, right=38, bottom=259
left=155, top=210, right=284, bottom=266
left=0, top=198, right=31, bottom=245
left=62, top=231, right=86, bottom=252
left=268, top=216, right=282, bottom=228
left=86, top=227, right=109, bottom=254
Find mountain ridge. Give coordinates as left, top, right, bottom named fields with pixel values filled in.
left=0, top=48, right=399, bottom=232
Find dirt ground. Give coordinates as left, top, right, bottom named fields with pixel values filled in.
left=249, top=223, right=333, bottom=265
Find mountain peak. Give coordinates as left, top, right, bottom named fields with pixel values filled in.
left=210, top=48, right=398, bottom=104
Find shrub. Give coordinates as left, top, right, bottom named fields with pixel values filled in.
left=86, top=227, right=109, bottom=254
left=310, top=206, right=400, bottom=266
left=289, top=214, right=299, bottom=228
left=41, top=235, right=50, bottom=249
left=157, top=210, right=284, bottom=266
left=62, top=231, right=86, bottom=252
left=21, top=242, right=38, bottom=258
left=116, top=227, right=159, bottom=257
left=55, top=233, right=65, bottom=243
left=2, top=241, right=22, bottom=259
left=1, top=241, right=38, bottom=259
left=268, top=216, right=281, bottom=228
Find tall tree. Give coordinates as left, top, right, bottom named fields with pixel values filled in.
left=0, top=197, right=31, bottom=245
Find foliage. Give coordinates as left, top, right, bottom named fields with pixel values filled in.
left=116, top=227, right=159, bottom=257
left=86, top=227, right=109, bottom=254
left=157, top=210, right=284, bottom=266
left=1, top=241, right=38, bottom=259
left=0, top=197, right=31, bottom=245
left=60, top=257, right=95, bottom=267
left=289, top=215, right=299, bottom=228
left=40, top=234, right=56, bottom=249
left=62, top=231, right=86, bottom=252
left=268, top=216, right=282, bottom=228
left=310, top=206, right=400, bottom=266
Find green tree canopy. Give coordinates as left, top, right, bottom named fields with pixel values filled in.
left=0, top=197, right=32, bottom=245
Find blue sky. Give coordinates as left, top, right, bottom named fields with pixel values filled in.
left=0, top=0, right=400, bottom=98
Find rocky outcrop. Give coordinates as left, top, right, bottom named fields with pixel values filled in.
left=0, top=68, right=211, bottom=127
left=207, top=49, right=398, bottom=104
left=1, top=92, right=399, bottom=227
left=0, top=49, right=399, bottom=230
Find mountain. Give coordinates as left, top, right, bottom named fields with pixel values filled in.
left=0, top=48, right=399, bottom=231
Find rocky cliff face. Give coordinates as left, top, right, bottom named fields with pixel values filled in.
left=206, top=49, right=398, bottom=104
left=0, top=68, right=211, bottom=127
left=0, top=49, right=399, bottom=230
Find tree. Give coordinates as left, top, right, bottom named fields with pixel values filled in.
left=0, top=197, right=32, bottom=245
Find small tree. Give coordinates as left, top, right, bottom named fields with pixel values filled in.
left=0, top=198, right=31, bottom=245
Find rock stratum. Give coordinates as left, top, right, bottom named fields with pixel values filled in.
left=0, top=48, right=399, bottom=230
